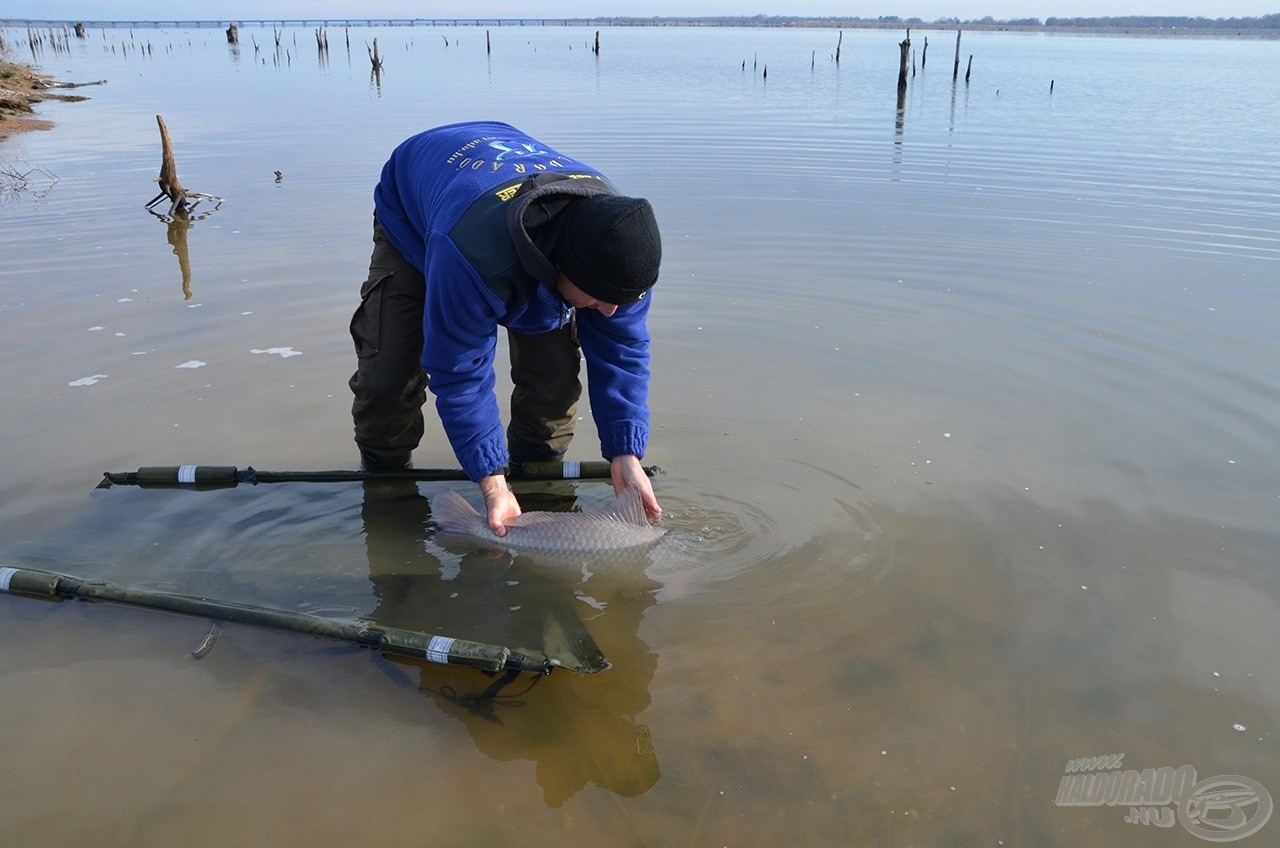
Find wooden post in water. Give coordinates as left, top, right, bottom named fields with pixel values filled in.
left=897, top=34, right=911, bottom=93
left=592, top=30, right=600, bottom=55
left=965, top=54, right=973, bottom=84
left=922, top=36, right=928, bottom=68
left=225, top=23, right=238, bottom=44
left=74, top=22, right=85, bottom=38
left=952, top=29, right=962, bottom=81
left=486, top=29, right=491, bottom=55
left=835, top=30, right=842, bottom=65
left=367, top=37, right=382, bottom=70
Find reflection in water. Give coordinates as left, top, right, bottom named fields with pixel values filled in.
left=359, top=478, right=661, bottom=806
left=893, top=86, right=906, bottom=174
left=316, top=28, right=330, bottom=71
left=949, top=76, right=958, bottom=133
left=162, top=208, right=192, bottom=298
left=147, top=200, right=221, bottom=299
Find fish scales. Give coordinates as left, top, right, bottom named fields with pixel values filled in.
left=430, top=485, right=665, bottom=556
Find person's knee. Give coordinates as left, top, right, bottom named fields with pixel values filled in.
left=353, top=363, right=425, bottom=406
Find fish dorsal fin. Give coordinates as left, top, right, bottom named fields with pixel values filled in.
left=430, top=489, right=481, bottom=531
left=590, top=485, right=650, bottom=526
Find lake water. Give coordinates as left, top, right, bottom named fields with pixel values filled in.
left=2, top=22, right=1279, bottom=847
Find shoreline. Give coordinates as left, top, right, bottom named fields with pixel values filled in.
left=0, top=59, right=95, bottom=137
left=0, top=59, right=57, bottom=135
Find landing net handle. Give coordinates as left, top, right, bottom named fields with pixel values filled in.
left=0, top=565, right=549, bottom=675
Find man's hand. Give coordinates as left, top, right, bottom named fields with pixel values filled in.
left=478, top=473, right=521, bottom=536
left=610, top=454, right=662, bottom=523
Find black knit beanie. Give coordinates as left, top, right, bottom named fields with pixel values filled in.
left=551, top=195, right=661, bottom=305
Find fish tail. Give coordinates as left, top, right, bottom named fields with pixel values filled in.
left=430, top=489, right=481, bottom=531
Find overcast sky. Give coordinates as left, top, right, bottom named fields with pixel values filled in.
left=7, top=1, right=1276, bottom=24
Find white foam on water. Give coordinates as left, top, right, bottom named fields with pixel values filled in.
left=251, top=347, right=302, bottom=358
left=68, top=374, right=107, bottom=387
left=175, top=361, right=206, bottom=369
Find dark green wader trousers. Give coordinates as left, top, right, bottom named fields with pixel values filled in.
left=348, top=217, right=583, bottom=470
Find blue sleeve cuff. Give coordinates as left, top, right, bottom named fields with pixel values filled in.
left=600, top=423, right=648, bottom=462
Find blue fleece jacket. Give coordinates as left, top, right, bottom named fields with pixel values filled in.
left=373, top=121, right=652, bottom=481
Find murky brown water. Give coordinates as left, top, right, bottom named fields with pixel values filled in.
left=2, top=23, right=1278, bottom=847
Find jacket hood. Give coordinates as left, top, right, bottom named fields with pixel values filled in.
left=505, top=173, right=615, bottom=287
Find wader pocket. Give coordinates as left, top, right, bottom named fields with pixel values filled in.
left=350, top=270, right=392, bottom=359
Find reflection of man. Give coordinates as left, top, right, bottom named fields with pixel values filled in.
left=348, top=121, right=663, bottom=537
left=360, top=478, right=660, bottom=806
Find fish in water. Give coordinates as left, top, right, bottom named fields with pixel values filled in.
left=430, top=485, right=665, bottom=557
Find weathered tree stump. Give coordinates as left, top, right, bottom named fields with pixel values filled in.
left=74, top=22, right=86, bottom=38
left=148, top=115, right=188, bottom=214
left=226, top=24, right=238, bottom=45
left=146, top=115, right=221, bottom=216
left=898, top=36, right=911, bottom=92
